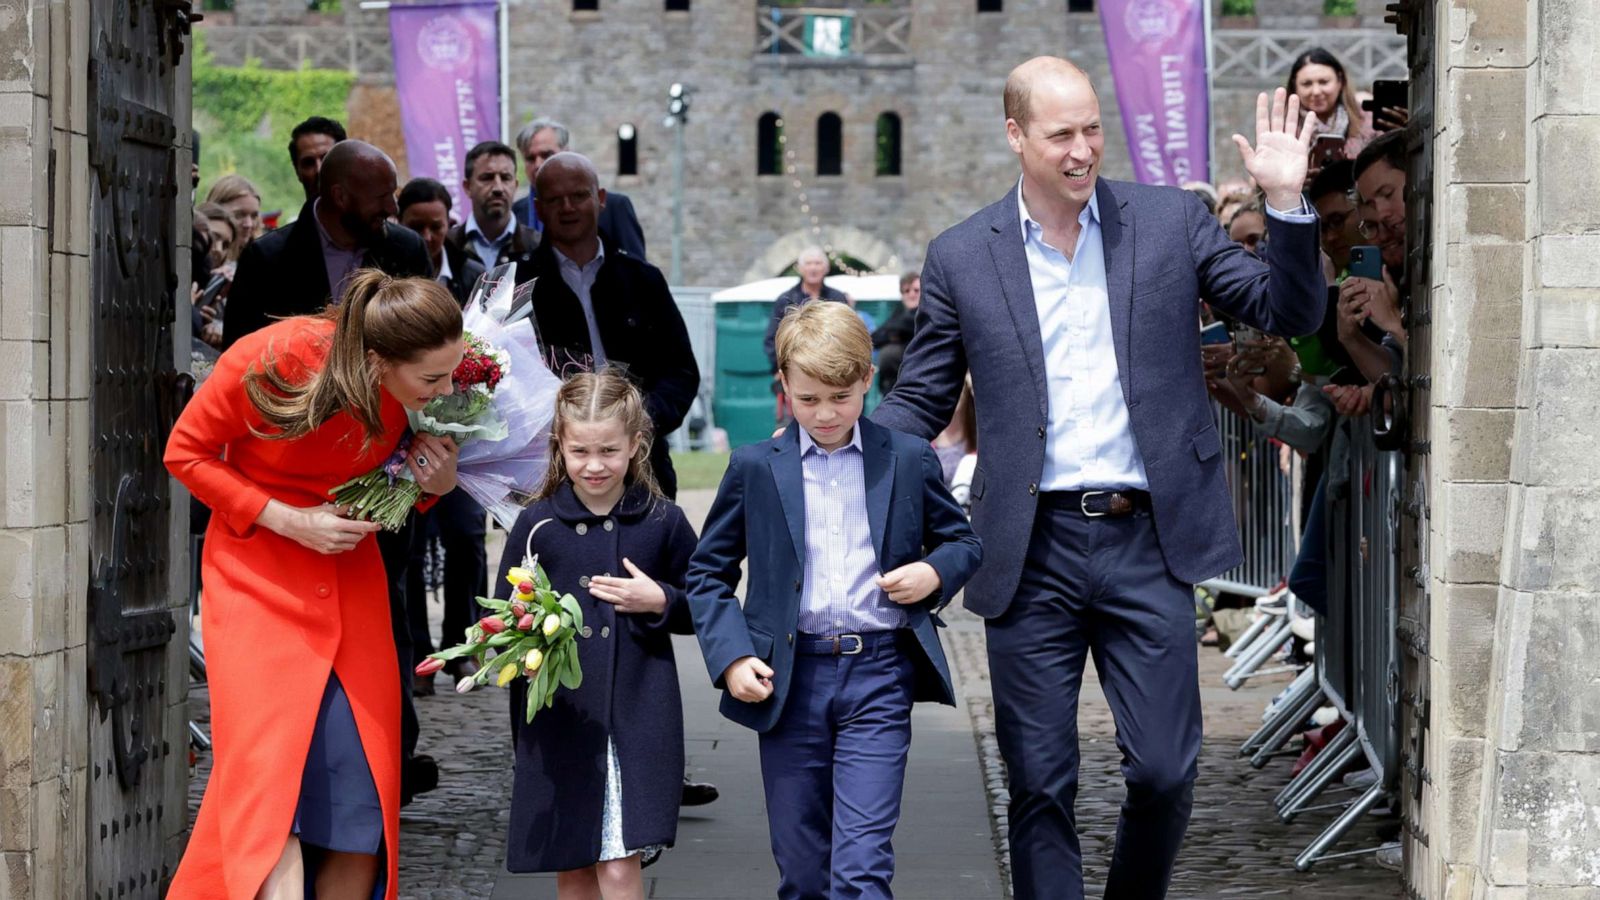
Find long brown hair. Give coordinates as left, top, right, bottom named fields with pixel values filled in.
left=243, top=269, right=463, bottom=442
left=534, top=370, right=660, bottom=501
left=1286, top=48, right=1363, bottom=139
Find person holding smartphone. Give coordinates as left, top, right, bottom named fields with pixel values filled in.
left=1339, top=131, right=1410, bottom=385
left=1287, top=47, right=1372, bottom=178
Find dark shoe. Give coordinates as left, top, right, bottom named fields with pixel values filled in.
left=681, top=778, right=719, bottom=807
left=401, top=754, right=440, bottom=807
left=412, top=673, right=436, bottom=697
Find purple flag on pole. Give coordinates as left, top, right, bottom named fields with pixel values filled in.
left=1097, top=0, right=1210, bottom=186
left=389, top=2, right=500, bottom=211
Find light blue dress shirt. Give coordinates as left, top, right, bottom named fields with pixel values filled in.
left=1017, top=179, right=1317, bottom=492
left=464, top=212, right=517, bottom=270
left=795, top=426, right=906, bottom=636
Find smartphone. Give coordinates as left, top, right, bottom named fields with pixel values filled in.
left=1311, top=134, right=1346, bottom=168
left=1233, top=324, right=1267, bottom=373
left=1349, top=245, right=1384, bottom=281
left=198, top=271, right=228, bottom=309
left=1200, top=320, right=1231, bottom=345
left=1364, top=80, right=1409, bottom=131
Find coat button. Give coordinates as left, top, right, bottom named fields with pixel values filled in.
left=575, top=523, right=588, bottom=536
left=794, top=580, right=802, bottom=592
left=787, top=633, right=794, bottom=645
left=1028, top=483, right=1038, bottom=496
left=579, top=575, right=591, bottom=588
left=600, top=626, right=610, bottom=638
left=581, top=625, right=593, bottom=638
left=603, top=519, right=614, bottom=532
left=1038, top=426, right=1046, bottom=438
left=315, top=584, right=330, bottom=598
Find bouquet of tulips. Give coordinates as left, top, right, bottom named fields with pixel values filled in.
left=414, top=561, right=585, bottom=723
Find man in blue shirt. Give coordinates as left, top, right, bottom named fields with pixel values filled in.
left=873, top=57, right=1326, bottom=899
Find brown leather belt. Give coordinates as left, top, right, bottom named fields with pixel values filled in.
left=1039, top=489, right=1151, bottom=518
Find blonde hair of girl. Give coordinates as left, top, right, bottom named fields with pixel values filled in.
left=535, top=370, right=661, bottom=501
left=243, top=270, right=462, bottom=443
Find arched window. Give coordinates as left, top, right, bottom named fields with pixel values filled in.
left=1067, top=0, right=1093, bottom=10
left=573, top=0, right=598, bottom=10
left=875, top=112, right=901, bottom=176
left=665, top=0, right=688, bottom=9
left=617, top=123, right=638, bottom=176
left=977, top=0, right=1001, bottom=11
left=757, top=112, right=784, bottom=175
left=817, top=112, right=843, bottom=176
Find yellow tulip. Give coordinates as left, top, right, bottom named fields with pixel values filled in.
left=542, top=614, right=562, bottom=637
left=525, top=648, right=544, bottom=673
left=505, top=567, right=536, bottom=589
left=496, top=662, right=519, bottom=687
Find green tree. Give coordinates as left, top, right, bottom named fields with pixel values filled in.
left=192, top=32, right=356, bottom=220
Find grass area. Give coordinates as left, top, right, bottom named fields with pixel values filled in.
left=671, top=451, right=732, bottom=492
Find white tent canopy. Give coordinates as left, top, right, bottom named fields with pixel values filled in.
left=710, top=274, right=903, bottom=303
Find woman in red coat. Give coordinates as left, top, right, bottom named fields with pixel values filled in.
left=166, top=270, right=465, bottom=899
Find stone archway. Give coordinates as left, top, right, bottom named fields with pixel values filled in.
left=744, top=225, right=902, bottom=283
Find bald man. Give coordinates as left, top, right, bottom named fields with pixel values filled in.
left=520, top=152, right=700, bottom=498
left=873, top=58, right=1324, bottom=898
left=222, top=139, right=433, bottom=349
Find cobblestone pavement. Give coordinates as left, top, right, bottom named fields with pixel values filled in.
left=186, top=488, right=1404, bottom=898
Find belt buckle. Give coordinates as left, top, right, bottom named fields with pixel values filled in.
left=833, top=633, right=864, bottom=656
left=1080, top=490, right=1109, bottom=518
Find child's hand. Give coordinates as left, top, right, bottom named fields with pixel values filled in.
left=724, top=656, right=774, bottom=703
left=877, top=562, right=942, bottom=605
left=588, top=558, right=668, bottom=615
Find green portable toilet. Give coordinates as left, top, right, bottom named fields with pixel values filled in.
left=710, top=274, right=907, bottom=448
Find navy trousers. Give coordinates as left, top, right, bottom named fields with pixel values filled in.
left=986, top=500, right=1203, bottom=900
left=1287, top=474, right=1329, bottom=617
left=758, top=632, right=917, bottom=900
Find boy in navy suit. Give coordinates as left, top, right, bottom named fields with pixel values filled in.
left=687, top=300, right=982, bottom=900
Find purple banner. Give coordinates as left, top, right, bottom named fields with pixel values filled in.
left=1097, top=0, right=1210, bottom=186
left=390, top=1, right=500, bottom=211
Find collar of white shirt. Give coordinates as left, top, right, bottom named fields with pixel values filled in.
left=1017, top=176, right=1100, bottom=244
left=552, top=240, right=606, bottom=274
left=435, top=248, right=453, bottom=284
left=464, top=213, right=517, bottom=248
left=798, top=423, right=864, bottom=458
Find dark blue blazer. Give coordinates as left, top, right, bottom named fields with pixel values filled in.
left=686, top=418, right=983, bottom=734
left=873, top=179, right=1324, bottom=613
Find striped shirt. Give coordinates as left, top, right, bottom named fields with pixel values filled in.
left=796, top=426, right=906, bottom=636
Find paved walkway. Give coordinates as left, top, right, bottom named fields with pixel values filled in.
left=185, top=486, right=1403, bottom=899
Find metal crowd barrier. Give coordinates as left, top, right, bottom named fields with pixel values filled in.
left=1225, top=413, right=1404, bottom=871
left=1206, top=404, right=1299, bottom=598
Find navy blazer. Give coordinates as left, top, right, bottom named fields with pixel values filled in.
left=873, top=179, right=1324, bottom=613
left=686, top=418, right=983, bottom=734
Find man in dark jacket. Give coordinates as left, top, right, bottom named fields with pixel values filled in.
left=872, top=270, right=921, bottom=394
left=525, top=152, right=699, bottom=499
left=446, top=141, right=541, bottom=279
left=511, top=118, right=648, bottom=262
left=221, top=140, right=433, bottom=349
left=761, top=246, right=849, bottom=375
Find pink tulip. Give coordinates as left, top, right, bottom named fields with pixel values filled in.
left=518, top=580, right=536, bottom=595
left=414, top=657, right=445, bottom=677
left=511, top=601, right=528, bottom=618
left=479, top=615, right=507, bottom=635
left=517, top=613, right=536, bottom=632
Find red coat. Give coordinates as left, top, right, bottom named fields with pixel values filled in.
left=165, top=316, right=408, bottom=899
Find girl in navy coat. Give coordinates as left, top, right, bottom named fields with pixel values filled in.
left=494, top=371, right=698, bottom=898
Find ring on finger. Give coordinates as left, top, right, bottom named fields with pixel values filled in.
left=417, top=454, right=430, bottom=468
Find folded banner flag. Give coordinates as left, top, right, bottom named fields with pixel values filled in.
left=1098, top=0, right=1210, bottom=187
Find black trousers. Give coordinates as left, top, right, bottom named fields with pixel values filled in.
left=986, top=502, right=1203, bottom=900
left=404, top=490, right=488, bottom=656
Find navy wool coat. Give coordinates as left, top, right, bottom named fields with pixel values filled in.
left=496, top=483, right=697, bottom=872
